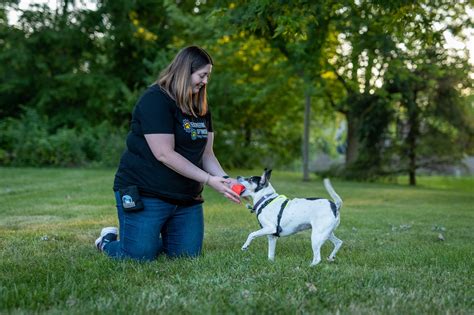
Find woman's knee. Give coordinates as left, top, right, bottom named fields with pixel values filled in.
left=162, top=205, right=204, bottom=258
left=123, top=232, right=163, bottom=259
left=123, top=242, right=162, bottom=261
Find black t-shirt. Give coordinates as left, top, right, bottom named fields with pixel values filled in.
left=113, top=84, right=213, bottom=205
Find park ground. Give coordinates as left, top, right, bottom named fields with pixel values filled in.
left=0, top=168, right=472, bottom=314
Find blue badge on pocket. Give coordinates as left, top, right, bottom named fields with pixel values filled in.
left=119, top=186, right=144, bottom=212
left=122, top=195, right=136, bottom=208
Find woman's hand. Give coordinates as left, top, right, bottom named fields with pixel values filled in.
left=226, top=177, right=240, bottom=187
left=207, top=175, right=241, bottom=204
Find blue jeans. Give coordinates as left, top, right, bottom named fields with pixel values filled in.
left=103, top=191, right=204, bottom=261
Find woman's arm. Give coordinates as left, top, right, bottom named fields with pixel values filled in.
left=202, top=132, right=227, bottom=177
left=144, top=133, right=240, bottom=203
left=203, top=132, right=240, bottom=186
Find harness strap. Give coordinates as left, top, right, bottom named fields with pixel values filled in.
left=253, top=193, right=278, bottom=213
left=255, top=197, right=290, bottom=236
left=256, top=197, right=276, bottom=217
left=274, top=199, right=289, bottom=237
left=256, top=197, right=276, bottom=228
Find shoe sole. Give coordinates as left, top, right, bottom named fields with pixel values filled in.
left=95, top=227, right=118, bottom=248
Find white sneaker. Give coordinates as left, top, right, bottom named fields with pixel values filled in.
left=95, top=227, right=118, bottom=251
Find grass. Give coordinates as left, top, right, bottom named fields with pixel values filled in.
left=0, top=167, right=473, bottom=314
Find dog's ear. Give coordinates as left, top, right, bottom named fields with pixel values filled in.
left=260, top=168, right=272, bottom=185
left=265, top=169, right=272, bottom=181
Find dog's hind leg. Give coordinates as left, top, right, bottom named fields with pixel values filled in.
left=310, top=228, right=331, bottom=267
left=267, top=235, right=278, bottom=261
left=242, top=226, right=276, bottom=251
left=327, top=233, right=343, bottom=262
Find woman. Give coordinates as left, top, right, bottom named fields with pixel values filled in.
left=95, top=46, right=241, bottom=261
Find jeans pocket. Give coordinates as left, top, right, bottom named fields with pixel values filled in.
left=118, top=186, right=144, bottom=212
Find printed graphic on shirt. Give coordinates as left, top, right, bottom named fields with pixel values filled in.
left=182, top=119, right=208, bottom=140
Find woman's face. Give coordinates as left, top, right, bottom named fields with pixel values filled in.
left=191, top=64, right=212, bottom=94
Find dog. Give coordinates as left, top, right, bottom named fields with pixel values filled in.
left=237, top=169, right=343, bottom=266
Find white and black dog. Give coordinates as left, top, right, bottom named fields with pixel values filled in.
left=237, top=169, right=343, bottom=266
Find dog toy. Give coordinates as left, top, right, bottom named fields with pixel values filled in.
left=231, top=184, right=246, bottom=195
left=231, top=184, right=252, bottom=209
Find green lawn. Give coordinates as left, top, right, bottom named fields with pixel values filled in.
left=0, top=167, right=472, bottom=314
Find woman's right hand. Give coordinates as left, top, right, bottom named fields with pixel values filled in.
left=207, top=175, right=241, bottom=204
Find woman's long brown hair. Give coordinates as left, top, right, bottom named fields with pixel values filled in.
left=157, top=46, right=213, bottom=117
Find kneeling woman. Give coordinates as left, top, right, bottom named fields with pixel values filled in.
left=95, top=46, right=240, bottom=260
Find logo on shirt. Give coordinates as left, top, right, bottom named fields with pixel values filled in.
left=182, top=119, right=208, bottom=140
left=183, top=120, right=192, bottom=132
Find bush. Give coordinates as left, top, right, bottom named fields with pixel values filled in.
left=0, top=109, right=126, bottom=167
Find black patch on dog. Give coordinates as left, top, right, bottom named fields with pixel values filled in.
left=249, top=176, right=261, bottom=184
left=329, top=201, right=338, bottom=217
left=250, top=176, right=267, bottom=192
left=255, top=184, right=265, bottom=192
left=295, top=223, right=311, bottom=232
left=305, top=197, right=322, bottom=201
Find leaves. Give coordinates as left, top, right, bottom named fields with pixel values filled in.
left=0, top=0, right=472, bottom=171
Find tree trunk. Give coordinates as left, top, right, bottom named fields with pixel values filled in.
left=244, top=125, right=252, bottom=147
left=303, top=86, right=311, bottom=181
left=408, top=163, right=416, bottom=185
left=407, top=108, right=418, bottom=186
left=345, top=112, right=360, bottom=165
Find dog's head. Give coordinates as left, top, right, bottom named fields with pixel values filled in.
left=237, top=168, right=275, bottom=200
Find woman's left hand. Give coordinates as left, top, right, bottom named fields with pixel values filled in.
left=225, top=177, right=240, bottom=187
left=207, top=176, right=241, bottom=204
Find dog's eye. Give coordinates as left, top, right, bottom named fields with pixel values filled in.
left=250, top=176, right=260, bottom=183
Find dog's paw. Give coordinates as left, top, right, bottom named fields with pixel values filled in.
left=327, top=256, right=335, bottom=262
left=241, top=246, right=248, bottom=251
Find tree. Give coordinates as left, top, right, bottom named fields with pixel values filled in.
left=0, top=0, right=202, bottom=166
left=0, top=0, right=180, bottom=128
left=208, top=34, right=305, bottom=168
left=323, top=1, right=423, bottom=169
left=322, top=0, right=473, bottom=182
left=386, top=51, right=473, bottom=185
left=214, top=0, right=338, bottom=180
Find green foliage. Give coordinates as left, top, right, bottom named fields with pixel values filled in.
left=0, top=0, right=174, bottom=127
left=321, top=0, right=473, bottom=182
left=207, top=35, right=305, bottom=168
left=343, top=92, right=395, bottom=180
left=213, top=0, right=339, bottom=178
left=0, top=108, right=126, bottom=167
left=383, top=40, right=473, bottom=182
left=0, top=1, right=472, bottom=178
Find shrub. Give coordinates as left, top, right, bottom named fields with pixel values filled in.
left=0, top=109, right=126, bottom=167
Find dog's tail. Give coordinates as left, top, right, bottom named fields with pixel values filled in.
left=323, top=178, right=343, bottom=211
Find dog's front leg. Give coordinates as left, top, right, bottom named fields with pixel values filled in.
left=242, top=226, right=276, bottom=251
left=267, top=235, right=278, bottom=261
